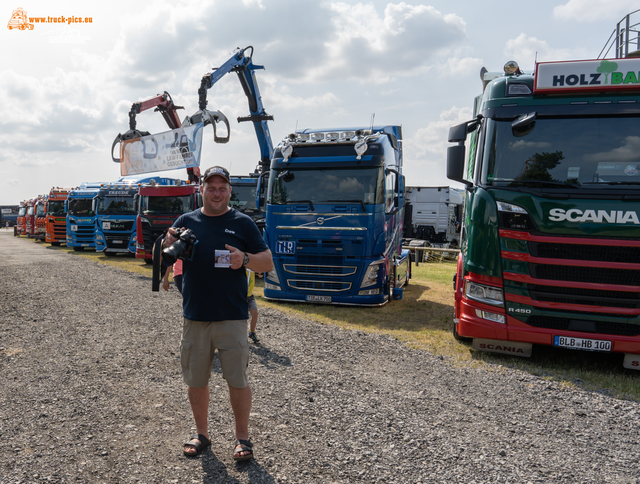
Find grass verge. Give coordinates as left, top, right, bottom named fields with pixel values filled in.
left=44, top=240, right=639, bottom=401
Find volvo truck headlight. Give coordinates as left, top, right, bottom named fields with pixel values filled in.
left=464, top=280, right=504, bottom=306
left=266, top=267, right=280, bottom=284
left=360, top=260, right=383, bottom=288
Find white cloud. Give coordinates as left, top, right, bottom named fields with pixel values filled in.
left=504, top=33, right=572, bottom=70
left=585, top=136, right=640, bottom=162
left=553, top=0, right=639, bottom=22
left=301, top=2, right=467, bottom=82
left=403, top=106, right=472, bottom=187
left=509, top=140, right=551, bottom=151
left=435, top=56, right=484, bottom=77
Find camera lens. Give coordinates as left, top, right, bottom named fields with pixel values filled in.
left=162, top=240, right=186, bottom=265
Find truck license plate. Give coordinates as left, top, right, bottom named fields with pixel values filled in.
left=306, top=295, right=331, bottom=303
left=554, top=336, right=612, bottom=352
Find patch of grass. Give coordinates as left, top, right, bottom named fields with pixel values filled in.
left=44, top=239, right=639, bottom=400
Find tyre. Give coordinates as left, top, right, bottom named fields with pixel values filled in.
left=144, top=258, right=153, bottom=265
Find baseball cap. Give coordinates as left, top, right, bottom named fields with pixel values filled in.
left=202, top=166, right=230, bottom=184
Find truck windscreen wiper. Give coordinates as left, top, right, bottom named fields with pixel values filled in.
left=285, top=200, right=314, bottom=210
left=509, top=180, right=579, bottom=188
left=323, top=199, right=366, bottom=211
left=583, top=181, right=640, bottom=186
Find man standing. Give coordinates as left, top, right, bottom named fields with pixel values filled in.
left=163, top=166, right=272, bottom=460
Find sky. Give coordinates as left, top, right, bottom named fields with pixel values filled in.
left=1, top=0, right=639, bottom=204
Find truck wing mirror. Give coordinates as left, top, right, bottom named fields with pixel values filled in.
left=448, top=118, right=480, bottom=143
left=447, top=145, right=472, bottom=187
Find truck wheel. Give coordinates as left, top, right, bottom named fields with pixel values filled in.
left=144, top=258, right=153, bottom=265
left=73, top=247, right=84, bottom=252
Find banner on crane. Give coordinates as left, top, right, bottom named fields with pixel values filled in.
left=119, top=123, right=204, bottom=176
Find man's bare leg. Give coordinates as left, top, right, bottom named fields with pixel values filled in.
left=228, top=384, right=252, bottom=458
left=185, top=385, right=209, bottom=455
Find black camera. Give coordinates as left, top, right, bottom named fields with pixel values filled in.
left=162, top=228, right=197, bottom=265
left=151, top=228, right=197, bottom=292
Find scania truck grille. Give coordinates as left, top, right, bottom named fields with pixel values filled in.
left=529, top=264, right=640, bottom=286
left=528, top=284, right=640, bottom=309
left=524, top=315, right=640, bottom=336
left=530, top=241, right=640, bottom=264
left=500, top=230, right=640, bottom=329
left=142, top=226, right=165, bottom=251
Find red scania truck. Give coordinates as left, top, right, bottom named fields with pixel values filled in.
left=447, top=57, right=640, bottom=369
left=45, top=187, right=72, bottom=246
left=135, top=180, right=200, bottom=263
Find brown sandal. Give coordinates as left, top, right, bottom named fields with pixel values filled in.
left=233, top=438, right=253, bottom=461
left=183, top=434, right=210, bottom=457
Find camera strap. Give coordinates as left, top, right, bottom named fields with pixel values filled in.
left=151, top=235, right=172, bottom=292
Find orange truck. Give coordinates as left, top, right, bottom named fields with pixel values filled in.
left=16, top=200, right=28, bottom=236
left=45, top=187, right=72, bottom=246
left=25, top=198, right=37, bottom=238
left=34, top=196, right=48, bottom=241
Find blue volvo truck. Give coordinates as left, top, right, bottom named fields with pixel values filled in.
left=66, top=185, right=101, bottom=251
left=262, top=126, right=411, bottom=306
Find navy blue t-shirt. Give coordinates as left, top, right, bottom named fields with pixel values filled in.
left=172, top=208, right=267, bottom=322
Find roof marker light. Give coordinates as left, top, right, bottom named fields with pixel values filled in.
left=326, top=132, right=339, bottom=141
left=311, top=133, right=325, bottom=142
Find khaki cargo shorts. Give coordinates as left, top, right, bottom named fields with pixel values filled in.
left=180, top=318, right=249, bottom=389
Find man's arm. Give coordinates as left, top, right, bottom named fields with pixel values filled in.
left=225, top=244, right=273, bottom=272
left=244, top=248, right=273, bottom=273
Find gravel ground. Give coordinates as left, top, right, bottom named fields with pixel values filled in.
left=1, top=229, right=640, bottom=483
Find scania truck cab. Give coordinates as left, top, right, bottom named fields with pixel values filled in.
left=135, top=179, right=200, bottom=263
left=45, top=188, right=71, bottom=246
left=448, top=58, right=640, bottom=369
left=66, top=186, right=100, bottom=251
left=34, top=196, right=47, bottom=241
left=263, top=126, right=410, bottom=306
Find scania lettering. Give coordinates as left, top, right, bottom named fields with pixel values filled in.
left=263, top=126, right=411, bottom=306
left=548, top=208, right=640, bottom=224
left=66, top=185, right=100, bottom=251
left=448, top=57, right=640, bottom=369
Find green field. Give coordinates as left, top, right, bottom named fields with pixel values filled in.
left=41, top=239, right=640, bottom=401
